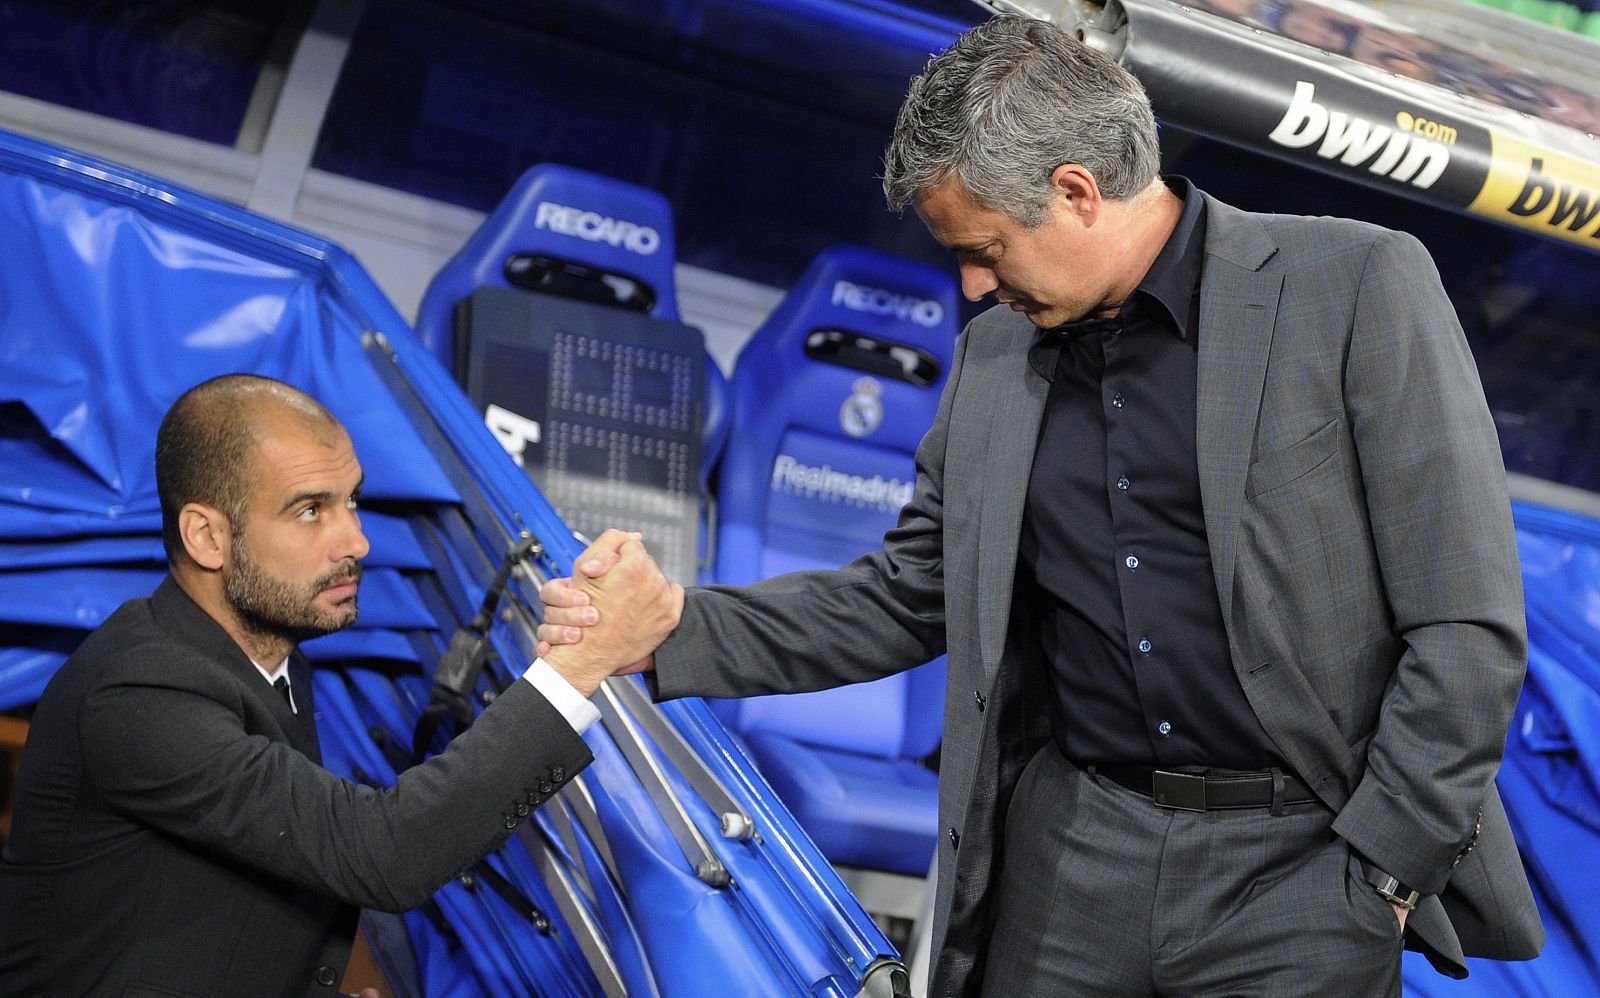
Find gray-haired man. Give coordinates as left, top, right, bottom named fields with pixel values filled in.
left=542, top=15, right=1541, bottom=995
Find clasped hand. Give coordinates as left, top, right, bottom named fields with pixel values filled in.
left=540, top=529, right=681, bottom=696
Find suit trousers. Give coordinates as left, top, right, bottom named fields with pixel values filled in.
left=981, top=742, right=1404, bottom=996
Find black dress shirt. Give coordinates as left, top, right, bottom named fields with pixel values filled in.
left=1018, top=178, right=1282, bottom=771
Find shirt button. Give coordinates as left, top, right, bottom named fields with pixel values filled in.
left=1138, top=638, right=1153, bottom=654
left=1112, top=392, right=1125, bottom=408
left=1125, top=554, right=1139, bottom=570
left=973, top=690, right=987, bottom=712
left=948, top=827, right=961, bottom=850
left=1157, top=720, right=1173, bottom=736
left=1117, top=476, right=1130, bottom=492
left=316, top=965, right=338, bottom=987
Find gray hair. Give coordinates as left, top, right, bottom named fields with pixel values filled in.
left=883, top=15, right=1161, bottom=226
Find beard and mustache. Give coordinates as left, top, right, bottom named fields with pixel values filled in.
left=225, top=531, right=362, bottom=646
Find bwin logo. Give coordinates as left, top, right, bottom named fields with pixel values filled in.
left=533, top=201, right=662, bottom=255
left=832, top=280, right=944, bottom=328
left=1267, top=81, right=1450, bottom=190
left=1506, top=158, right=1600, bottom=239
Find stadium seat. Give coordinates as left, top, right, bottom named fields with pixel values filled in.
left=414, top=163, right=729, bottom=492
left=711, top=244, right=958, bottom=875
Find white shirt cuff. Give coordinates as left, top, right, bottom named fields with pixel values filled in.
left=522, top=657, right=601, bottom=734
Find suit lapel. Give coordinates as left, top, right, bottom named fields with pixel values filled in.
left=287, top=651, right=323, bottom=764
left=976, top=328, right=1056, bottom=687
left=150, top=576, right=324, bottom=761
left=1195, top=197, right=1283, bottom=624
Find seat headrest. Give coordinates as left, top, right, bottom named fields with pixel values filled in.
left=747, top=244, right=958, bottom=365
left=416, top=163, right=681, bottom=367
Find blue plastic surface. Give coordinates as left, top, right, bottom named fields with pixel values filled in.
left=744, top=730, right=942, bottom=876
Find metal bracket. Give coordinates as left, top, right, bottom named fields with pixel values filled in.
left=519, top=821, right=629, bottom=998
left=595, top=680, right=731, bottom=887
left=855, top=957, right=913, bottom=998
left=607, top=674, right=754, bottom=842
left=975, top=0, right=1131, bottom=60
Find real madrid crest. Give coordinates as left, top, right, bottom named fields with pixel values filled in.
left=839, top=376, right=883, bottom=438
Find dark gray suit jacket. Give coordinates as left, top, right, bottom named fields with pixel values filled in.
left=0, top=577, right=591, bottom=996
left=654, top=192, right=1542, bottom=996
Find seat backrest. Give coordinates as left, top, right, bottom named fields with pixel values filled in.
left=415, top=163, right=729, bottom=492
left=713, top=244, right=958, bottom=759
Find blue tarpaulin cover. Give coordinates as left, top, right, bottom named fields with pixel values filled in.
left=1400, top=501, right=1600, bottom=995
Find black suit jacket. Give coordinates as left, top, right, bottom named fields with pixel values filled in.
left=0, top=577, right=592, bottom=996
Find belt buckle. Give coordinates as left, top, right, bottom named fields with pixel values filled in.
left=1152, top=770, right=1207, bottom=812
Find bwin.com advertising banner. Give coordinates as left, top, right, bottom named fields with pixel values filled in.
left=1106, top=0, right=1600, bottom=254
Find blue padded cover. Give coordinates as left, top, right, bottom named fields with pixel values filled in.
left=0, top=534, right=163, bottom=569
left=0, top=566, right=162, bottom=630
left=300, top=628, right=422, bottom=664
left=0, top=646, right=69, bottom=712
left=712, top=244, right=956, bottom=871
left=0, top=175, right=459, bottom=532
left=0, top=504, right=159, bottom=537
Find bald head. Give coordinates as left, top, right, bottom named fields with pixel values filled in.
left=156, top=375, right=342, bottom=565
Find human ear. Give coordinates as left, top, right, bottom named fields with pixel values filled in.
left=179, top=502, right=229, bottom=571
left=1049, top=163, right=1101, bottom=221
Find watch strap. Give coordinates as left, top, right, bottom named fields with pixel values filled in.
left=1360, top=859, right=1422, bottom=909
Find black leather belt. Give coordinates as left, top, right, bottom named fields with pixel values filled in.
left=1086, top=763, right=1317, bottom=812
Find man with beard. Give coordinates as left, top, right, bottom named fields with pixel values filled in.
left=0, top=374, right=680, bottom=996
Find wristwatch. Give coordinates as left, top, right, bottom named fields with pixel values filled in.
left=1361, top=861, right=1422, bottom=910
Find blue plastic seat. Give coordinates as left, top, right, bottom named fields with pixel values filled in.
left=711, top=244, right=957, bottom=875
left=414, top=163, right=729, bottom=489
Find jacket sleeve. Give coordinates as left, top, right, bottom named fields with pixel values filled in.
left=78, top=673, right=592, bottom=912
left=1329, top=229, right=1527, bottom=895
left=650, top=326, right=973, bottom=701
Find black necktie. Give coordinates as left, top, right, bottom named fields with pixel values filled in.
left=273, top=675, right=295, bottom=714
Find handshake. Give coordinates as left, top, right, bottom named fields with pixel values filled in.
left=537, top=529, right=682, bottom=697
